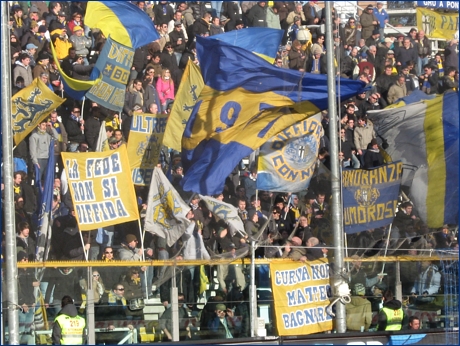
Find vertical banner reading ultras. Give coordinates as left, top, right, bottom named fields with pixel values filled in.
left=126, top=113, right=168, bottom=186
left=342, top=162, right=403, bottom=234
left=62, top=145, right=140, bottom=230
left=270, top=260, right=333, bottom=336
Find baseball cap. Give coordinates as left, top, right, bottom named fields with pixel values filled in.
left=387, top=50, right=395, bottom=54
left=384, top=37, right=392, bottom=43
left=26, top=43, right=38, bottom=50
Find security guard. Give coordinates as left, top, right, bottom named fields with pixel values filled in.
left=52, top=295, right=86, bottom=345
left=377, top=289, right=406, bottom=331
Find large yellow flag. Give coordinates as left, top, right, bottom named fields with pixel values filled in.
left=12, top=78, right=65, bottom=145
left=163, top=61, right=204, bottom=152
left=61, top=145, right=140, bottom=231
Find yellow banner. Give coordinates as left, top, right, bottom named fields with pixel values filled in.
left=417, top=8, right=459, bottom=39
left=269, top=260, right=333, bottom=336
left=126, top=113, right=168, bottom=186
left=12, top=78, right=65, bottom=145
left=61, top=145, right=140, bottom=230
left=163, top=61, right=204, bottom=152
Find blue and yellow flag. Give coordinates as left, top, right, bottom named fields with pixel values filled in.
left=86, top=36, right=134, bottom=113
left=343, top=162, right=403, bottom=234
left=126, top=113, right=168, bottom=186
left=12, top=78, right=65, bottom=145
left=367, top=91, right=459, bottom=228
left=181, top=36, right=365, bottom=195
left=257, top=116, right=322, bottom=192
left=163, top=61, right=204, bottom=152
left=85, top=1, right=159, bottom=49
left=212, top=27, right=284, bottom=63
left=50, top=40, right=101, bottom=101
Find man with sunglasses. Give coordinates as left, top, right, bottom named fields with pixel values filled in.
left=97, top=283, right=128, bottom=322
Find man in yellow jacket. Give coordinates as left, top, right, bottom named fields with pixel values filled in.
left=52, top=295, right=86, bottom=345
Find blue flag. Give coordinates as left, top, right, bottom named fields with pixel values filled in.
left=212, top=27, right=284, bottom=62
left=181, top=36, right=365, bottom=195
left=35, top=139, right=56, bottom=262
left=342, top=162, right=403, bottom=234
left=85, top=1, right=159, bottom=49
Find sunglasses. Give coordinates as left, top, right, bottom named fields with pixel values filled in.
left=117, top=288, right=124, bottom=291
left=105, top=251, right=113, bottom=254
left=93, top=274, right=100, bottom=277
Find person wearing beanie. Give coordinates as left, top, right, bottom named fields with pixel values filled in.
left=52, top=295, right=86, bottom=344
left=69, top=24, right=92, bottom=62
left=117, top=233, right=154, bottom=300
left=33, top=51, right=50, bottom=79
left=346, top=283, right=373, bottom=331
left=360, top=4, right=379, bottom=41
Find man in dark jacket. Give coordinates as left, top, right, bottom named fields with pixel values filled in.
left=153, top=1, right=174, bottom=26
left=64, top=106, right=85, bottom=152
left=247, top=1, right=267, bottom=27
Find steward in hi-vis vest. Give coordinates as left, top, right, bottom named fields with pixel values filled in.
left=377, top=289, right=406, bottom=331
left=52, top=295, right=86, bottom=345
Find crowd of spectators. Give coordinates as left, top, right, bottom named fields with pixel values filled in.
left=3, top=1, right=459, bottom=342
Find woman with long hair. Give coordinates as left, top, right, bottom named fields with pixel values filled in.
left=121, top=267, right=145, bottom=320
left=156, top=69, right=175, bottom=112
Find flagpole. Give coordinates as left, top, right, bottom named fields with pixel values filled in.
left=138, top=219, right=149, bottom=299
left=2, top=1, right=20, bottom=343
left=325, top=1, right=347, bottom=334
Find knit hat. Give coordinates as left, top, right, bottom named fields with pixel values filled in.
left=372, top=28, right=380, bottom=35
left=384, top=37, right=392, bottom=43
left=38, top=52, right=49, bottom=61
left=38, top=25, right=47, bottom=33
left=125, top=234, right=137, bottom=243
left=73, top=25, right=83, bottom=32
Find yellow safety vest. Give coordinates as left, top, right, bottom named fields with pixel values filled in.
left=381, top=306, right=403, bottom=331
left=55, top=314, right=86, bottom=345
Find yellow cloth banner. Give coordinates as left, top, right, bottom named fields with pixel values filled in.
left=12, top=78, right=65, bottom=145
left=163, top=61, right=204, bottom=152
left=61, top=145, right=140, bottom=230
left=126, top=113, right=168, bottom=186
left=269, top=259, right=333, bottom=336
left=417, top=8, right=459, bottom=39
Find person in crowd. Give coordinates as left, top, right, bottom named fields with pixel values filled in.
left=377, top=290, right=406, bottom=331
left=159, top=292, right=190, bottom=341
left=52, top=295, right=86, bottom=345
left=363, top=138, right=384, bottom=169
left=353, top=115, right=375, bottom=166
left=360, top=5, right=378, bottom=41
left=419, top=64, right=439, bottom=94
left=410, top=260, right=442, bottom=304
left=208, top=302, right=235, bottom=339
left=346, top=283, right=372, bottom=332
left=29, top=119, right=59, bottom=180
left=444, top=38, right=459, bottom=71
left=17, top=251, right=40, bottom=343
left=16, top=221, right=36, bottom=261
left=121, top=267, right=145, bottom=320
left=407, top=316, right=420, bottom=330
left=387, top=74, right=407, bottom=104
left=156, top=69, right=175, bottom=112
